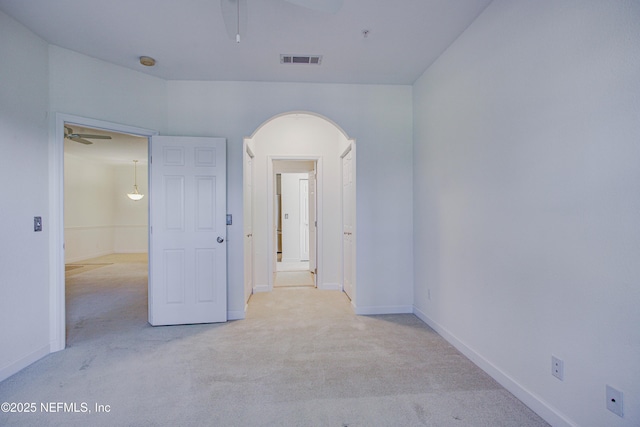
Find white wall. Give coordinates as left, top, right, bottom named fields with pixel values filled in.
left=64, top=153, right=115, bottom=261
left=412, top=1, right=640, bottom=426
left=167, top=81, right=414, bottom=315
left=49, top=45, right=168, bottom=134
left=64, top=155, right=148, bottom=262
left=0, top=10, right=51, bottom=380
left=112, top=163, right=148, bottom=254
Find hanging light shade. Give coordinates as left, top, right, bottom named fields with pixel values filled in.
left=127, top=160, right=144, bottom=201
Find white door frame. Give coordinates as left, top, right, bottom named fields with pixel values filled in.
left=49, top=113, right=157, bottom=352
left=267, top=156, right=322, bottom=290
left=340, top=142, right=356, bottom=303
left=242, top=141, right=255, bottom=307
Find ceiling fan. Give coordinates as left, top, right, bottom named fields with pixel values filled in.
left=64, top=126, right=112, bottom=145
left=221, top=0, right=344, bottom=42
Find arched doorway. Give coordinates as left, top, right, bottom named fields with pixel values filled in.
left=243, top=112, right=356, bottom=306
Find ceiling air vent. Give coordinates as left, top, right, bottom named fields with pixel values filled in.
left=280, top=54, right=322, bottom=65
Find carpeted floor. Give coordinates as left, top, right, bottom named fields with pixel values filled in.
left=276, top=260, right=310, bottom=272
left=274, top=270, right=315, bottom=287
left=0, top=254, right=549, bottom=427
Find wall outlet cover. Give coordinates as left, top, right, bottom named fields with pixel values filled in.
left=606, top=385, right=623, bottom=417
left=551, top=356, right=564, bottom=381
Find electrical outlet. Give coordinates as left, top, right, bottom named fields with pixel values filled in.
left=606, top=385, right=623, bottom=417
left=551, top=356, right=564, bottom=381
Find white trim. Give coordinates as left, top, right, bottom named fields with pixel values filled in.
left=64, top=225, right=147, bottom=230
left=242, top=140, right=255, bottom=306
left=412, top=305, right=575, bottom=427
left=317, top=282, right=341, bottom=291
left=339, top=140, right=357, bottom=304
left=355, top=305, right=413, bottom=315
left=64, top=225, right=116, bottom=230
left=0, top=344, right=50, bottom=382
left=227, top=310, right=246, bottom=321
left=50, top=113, right=158, bottom=353
left=253, top=284, right=270, bottom=293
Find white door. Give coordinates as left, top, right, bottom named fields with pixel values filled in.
left=149, top=136, right=227, bottom=326
left=308, top=168, right=317, bottom=284
left=244, top=154, right=254, bottom=304
left=299, top=179, right=309, bottom=261
left=342, top=149, right=354, bottom=300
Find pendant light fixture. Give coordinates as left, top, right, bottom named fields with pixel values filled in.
left=126, top=160, right=144, bottom=201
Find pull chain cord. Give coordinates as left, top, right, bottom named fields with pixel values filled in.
left=236, top=0, right=240, bottom=43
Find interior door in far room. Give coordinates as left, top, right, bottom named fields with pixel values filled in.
left=149, top=136, right=227, bottom=326
left=342, top=149, right=354, bottom=300
left=299, top=178, right=309, bottom=261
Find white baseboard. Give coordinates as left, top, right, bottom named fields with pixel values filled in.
left=412, top=305, right=575, bottom=427
left=253, top=284, right=270, bottom=293
left=227, top=310, right=245, bottom=321
left=355, top=305, right=413, bottom=315
left=317, top=282, right=341, bottom=291
left=0, top=344, right=50, bottom=383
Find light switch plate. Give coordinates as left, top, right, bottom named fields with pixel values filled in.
left=34, top=216, right=42, bottom=232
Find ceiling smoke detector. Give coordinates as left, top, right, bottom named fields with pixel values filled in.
left=280, top=55, right=322, bottom=65
left=139, top=56, right=156, bottom=67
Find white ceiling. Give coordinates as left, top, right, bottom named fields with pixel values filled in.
left=0, top=0, right=492, bottom=85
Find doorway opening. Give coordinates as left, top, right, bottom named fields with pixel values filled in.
left=242, top=112, right=356, bottom=309
left=274, top=165, right=316, bottom=288
left=63, top=124, right=149, bottom=345
left=50, top=114, right=157, bottom=352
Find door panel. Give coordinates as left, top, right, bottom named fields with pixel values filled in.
left=149, top=136, right=227, bottom=326
left=342, top=150, right=354, bottom=300
left=244, top=153, right=254, bottom=303
left=299, top=179, right=309, bottom=261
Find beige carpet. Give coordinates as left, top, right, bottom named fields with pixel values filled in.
left=0, top=254, right=549, bottom=427
left=65, top=253, right=146, bottom=277
left=277, top=261, right=310, bottom=272
left=274, top=270, right=315, bottom=287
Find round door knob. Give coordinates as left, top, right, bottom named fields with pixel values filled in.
left=217, top=237, right=224, bottom=243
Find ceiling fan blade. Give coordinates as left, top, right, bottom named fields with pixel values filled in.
left=71, top=137, right=93, bottom=145
left=284, top=0, right=343, bottom=14
left=220, top=0, right=248, bottom=41
left=76, top=134, right=112, bottom=140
